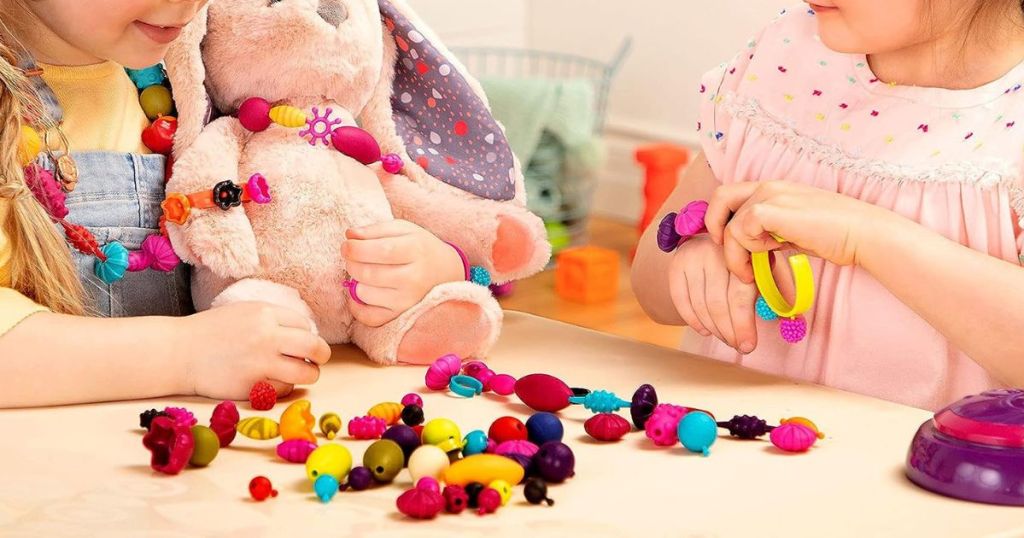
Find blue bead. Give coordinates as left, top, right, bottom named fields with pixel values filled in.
left=526, top=412, right=564, bottom=445
left=125, top=64, right=166, bottom=90
left=755, top=296, right=778, bottom=321
left=313, top=474, right=339, bottom=503
left=677, top=411, right=717, bottom=457
left=462, top=430, right=489, bottom=456
left=470, top=266, right=492, bottom=287
left=94, top=242, right=129, bottom=284
left=568, top=390, right=631, bottom=414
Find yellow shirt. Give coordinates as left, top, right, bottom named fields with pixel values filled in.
left=1, top=61, right=149, bottom=336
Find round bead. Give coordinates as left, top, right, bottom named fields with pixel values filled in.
left=755, top=296, right=778, bottom=321
left=400, top=404, right=424, bottom=426
left=381, top=425, right=421, bottom=464
left=489, top=416, right=528, bottom=444
left=523, top=477, right=553, bottom=505
left=462, top=430, right=489, bottom=456
left=416, top=476, right=441, bottom=494
left=489, top=374, right=517, bottom=396
left=780, top=317, right=808, bottom=343
left=489, top=479, right=513, bottom=506
left=305, top=444, right=352, bottom=482
left=248, top=476, right=277, bottom=501
left=94, top=242, right=130, bottom=284
left=442, top=485, right=469, bottom=513
left=363, top=439, right=404, bottom=484
left=345, top=466, right=373, bottom=491
left=470, top=265, right=492, bottom=286
left=381, top=153, right=404, bottom=174
left=408, top=444, right=451, bottom=482
left=401, top=393, right=423, bottom=407
left=188, top=425, right=220, bottom=467
left=469, top=367, right=496, bottom=392
left=140, top=85, right=174, bottom=120
left=238, top=97, right=272, bottom=132
left=525, top=412, right=564, bottom=445
left=534, top=441, right=575, bottom=483
left=677, top=411, right=718, bottom=456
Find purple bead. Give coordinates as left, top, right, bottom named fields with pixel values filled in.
left=657, top=212, right=682, bottom=252
left=718, top=415, right=772, bottom=440
left=345, top=466, right=373, bottom=491
left=401, top=393, right=423, bottom=408
left=534, top=441, right=575, bottom=483
left=501, top=453, right=535, bottom=482
left=381, top=425, right=421, bottom=464
left=630, top=384, right=659, bottom=429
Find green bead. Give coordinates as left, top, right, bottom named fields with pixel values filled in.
left=189, top=426, right=220, bottom=467
left=362, top=439, right=404, bottom=484
left=140, top=85, right=174, bottom=120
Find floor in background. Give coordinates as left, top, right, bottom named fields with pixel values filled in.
left=498, top=216, right=685, bottom=349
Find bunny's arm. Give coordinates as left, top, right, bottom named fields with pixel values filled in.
left=165, top=117, right=261, bottom=279
left=375, top=167, right=551, bottom=283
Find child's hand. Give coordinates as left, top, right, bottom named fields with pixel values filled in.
left=178, top=302, right=332, bottom=399
left=705, top=181, right=891, bottom=282
left=669, top=235, right=759, bottom=353
left=342, top=220, right=466, bottom=327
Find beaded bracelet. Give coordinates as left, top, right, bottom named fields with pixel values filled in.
left=445, top=242, right=492, bottom=287
left=162, top=174, right=272, bottom=225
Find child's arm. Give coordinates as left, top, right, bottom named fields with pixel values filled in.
left=0, top=302, right=331, bottom=408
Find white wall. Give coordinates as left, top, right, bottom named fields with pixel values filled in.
left=407, top=0, right=792, bottom=222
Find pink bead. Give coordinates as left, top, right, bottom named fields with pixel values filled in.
left=780, top=317, right=807, bottom=344
left=674, top=200, right=709, bottom=237
left=489, top=374, right=516, bottom=396
left=401, top=393, right=423, bottom=407
left=462, top=361, right=488, bottom=377
left=163, top=406, right=197, bottom=428
left=494, top=440, right=539, bottom=458
left=425, top=354, right=462, bottom=391
left=209, top=401, right=239, bottom=447
left=416, top=477, right=441, bottom=494
left=238, top=97, right=271, bottom=132
left=585, top=413, right=631, bottom=442
left=127, top=250, right=151, bottom=272
left=514, top=373, right=573, bottom=412
left=770, top=423, right=818, bottom=452
left=645, top=404, right=689, bottom=446
left=246, top=173, right=272, bottom=204
left=473, top=368, right=496, bottom=392
left=484, top=438, right=498, bottom=454
left=276, top=439, right=317, bottom=463
left=396, top=486, right=445, bottom=519
left=381, top=153, right=404, bottom=174
left=331, top=126, right=382, bottom=165
left=476, top=488, right=501, bottom=515
left=141, top=234, right=180, bottom=272
left=348, top=415, right=387, bottom=440
left=24, top=165, right=67, bottom=219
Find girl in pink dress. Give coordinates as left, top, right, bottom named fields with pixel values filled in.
left=633, top=1, right=1024, bottom=409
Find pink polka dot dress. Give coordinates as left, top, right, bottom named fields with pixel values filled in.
left=689, top=7, right=1024, bottom=409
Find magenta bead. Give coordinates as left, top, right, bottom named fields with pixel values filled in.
left=416, top=477, right=441, bottom=494
left=585, top=413, right=631, bottom=442
left=780, top=317, right=808, bottom=344
left=331, top=126, right=382, bottom=165
left=674, top=200, right=709, bottom=237
left=163, top=407, right=197, bottom=428
left=142, top=234, right=180, bottom=272
left=127, top=250, right=150, bottom=272
left=462, top=361, right=488, bottom=377
left=401, top=393, right=423, bottom=408
left=770, top=423, right=818, bottom=452
left=246, top=173, right=272, bottom=204
left=484, top=438, right=498, bottom=454
left=473, top=369, right=496, bottom=392
left=425, top=354, right=462, bottom=391
left=645, top=404, right=688, bottom=446
left=238, top=97, right=272, bottom=132
left=490, top=374, right=516, bottom=396
left=348, top=416, right=387, bottom=440
left=276, top=439, right=317, bottom=463
left=24, top=165, right=67, bottom=219
left=514, top=373, right=574, bottom=413
left=381, top=153, right=404, bottom=174
left=494, top=440, right=539, bottom=458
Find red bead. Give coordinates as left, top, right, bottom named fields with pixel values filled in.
left=443, top=485, right=469, bottom=514
left=249, top=476, right=278, bottom=501
left=514, top=373, right=573, bottom=412
left=141, top=116, right=177, bottom=155
left=331, top=126, right=382, bottom=165
left=584, top=413, right=631, bottom=442
left=488, top=416, right=528, bottom=444
left=238, top=97, right=272, bottom=132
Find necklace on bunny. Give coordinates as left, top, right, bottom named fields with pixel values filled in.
left=657, top=200, right=815, bottom=344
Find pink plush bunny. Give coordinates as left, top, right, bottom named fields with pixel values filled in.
left=163, top=0, right=550, bottom=365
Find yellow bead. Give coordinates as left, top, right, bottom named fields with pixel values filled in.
left=140, top=85, right=174, bottom=120
left=443, top=454, right=524, bottom=487
left=306, top=443, right=352, bottom=482
left=18, top=125, right=41, bottom=166
left=319, top=412, right=342, bottom=440
left=269, top=105, right=309, bottom=128
left=236, top=417, right=280, bottom=440
left=489, top=479, right=513, bottom=506
left=781, top=416, right=825, bottom=439
left=367, top=402, right=403, bottom=426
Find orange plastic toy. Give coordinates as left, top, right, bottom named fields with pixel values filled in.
left=635, top=144, right=690, bottom=234
left=555, top=246, right=620, bottom=303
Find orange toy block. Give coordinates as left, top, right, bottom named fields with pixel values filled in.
left=635, top=144, right=690, bottom=234
left=555, top=246, right=620, bottom=303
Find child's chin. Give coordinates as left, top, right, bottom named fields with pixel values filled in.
left=116, top=45, right=169, bottom=70
left=815, top=21, right=868, bottom=54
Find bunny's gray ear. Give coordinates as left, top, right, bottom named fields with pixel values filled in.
left=374, top=0, right=517, bottom=201
left=165, top=5, right=213, bottom=158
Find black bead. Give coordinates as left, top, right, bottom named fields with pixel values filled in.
left=400, top=404, right=424, bottom=426
left=464, top=482, right=485, bottom=508
left=212, top=180, right=243, bottom=210
left=139, top=409, right=167, bottom=430
left=718, top=414, right=772, bottom=440
left=523, top=478, right=554, bottom=506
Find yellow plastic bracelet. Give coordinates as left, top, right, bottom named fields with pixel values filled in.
left=751, top=235, right=815, bottom=318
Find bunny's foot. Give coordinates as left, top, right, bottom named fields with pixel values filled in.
left=210, top=278, right=319, bottom=335
left=350, top=281, right=502, bottom=365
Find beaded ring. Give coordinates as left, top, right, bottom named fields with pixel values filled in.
left=449, top=375, right=484, bottom=398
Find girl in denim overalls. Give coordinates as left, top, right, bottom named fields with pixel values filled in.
left=0, top=0, right=335, bottom=407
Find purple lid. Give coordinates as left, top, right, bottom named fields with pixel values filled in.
left=934, top=389, right=1024, bottom=448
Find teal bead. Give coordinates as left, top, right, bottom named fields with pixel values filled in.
left=125, top=65, right=166, bottom=90
left=94, top=242, right=129, bottom=284
left=470, top=266, right=492, bottom=287
left=462, top=430, right=489, bottom=456
left=313, top=474, right=339, bottom=503
left=568, top=390, right=631, bottom=414
left=677, top=411, right=717, bottom=457
left=755, top=296, right=778, bottom=321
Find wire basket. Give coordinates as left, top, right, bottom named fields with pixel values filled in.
left=451, top=40, right=631, bottom=250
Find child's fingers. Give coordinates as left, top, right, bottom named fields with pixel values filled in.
left=345, top=220, right=416, bottom=240
left=266, top=380, right=295, bottom=396
left=727, top=275, right=759, bottom=353
left=723, top=233, right=755, bottom=283
left=705, top=263, right=739, bottom=348
left=346, top=261, right=407, bottom=289
left=349, top=301, right=399, bottom=328
left=268, top=304, right=316, bottom=332
left=276, top=326, right=332, bottom=365
left=668, top=272, right=711, bottom=337
left=705, top=182, right=761, bottom=244
left=269, top=356, right=321, bottom=386
left=342, top=236, right=417, bottom=265
left=347, top=282, right=404, bottom=310
left=687, top=268, right=725, bottom=343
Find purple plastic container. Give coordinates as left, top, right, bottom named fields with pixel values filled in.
left=905, top=389, right=1024, bottom=506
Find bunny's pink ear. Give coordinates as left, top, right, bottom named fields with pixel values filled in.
left=376, top=0, right=517, bottom=201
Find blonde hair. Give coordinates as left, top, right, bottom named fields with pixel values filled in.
left=0, top=15, right=85, bottom=314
